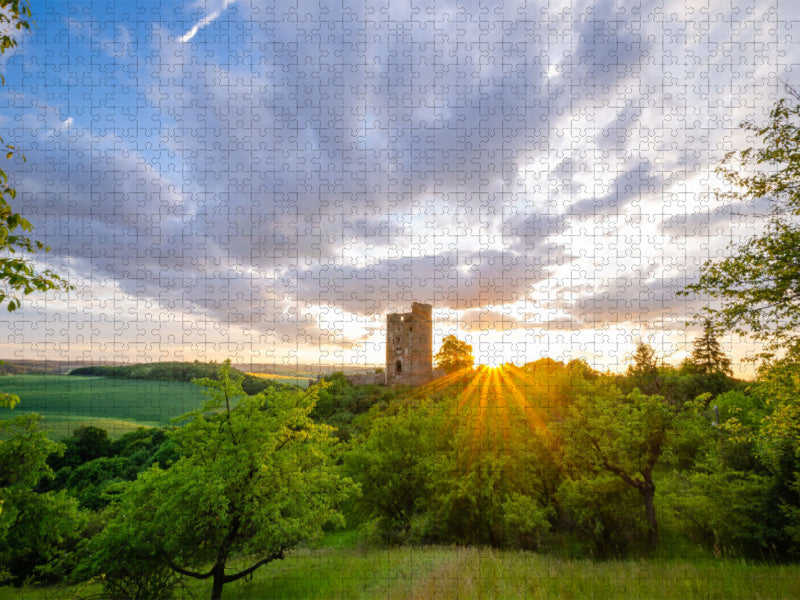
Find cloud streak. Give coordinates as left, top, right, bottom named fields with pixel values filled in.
left=180, top=0, right=236, bottom=43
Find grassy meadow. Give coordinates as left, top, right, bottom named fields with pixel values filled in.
left=0, top=375, right=206, bottom=437
left=3, top=543, right=799, bottom=599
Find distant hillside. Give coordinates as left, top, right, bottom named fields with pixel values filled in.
left=240, top=363, right=381, bottom=377
left=70, top=361, right=226, bottom=382
left=68, top=361, right=296, bottom=395
left=0, top=359, right=123, bottom=375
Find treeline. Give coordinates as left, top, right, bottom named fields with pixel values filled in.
left=69, top=361, right=291, bottom=396
left=345, top=349, right=798, bottom=560
left=3, top=344, right=800, bottom=598
left=70, top=361, right=226, bottom=382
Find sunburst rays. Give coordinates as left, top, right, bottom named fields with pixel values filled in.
left=407, top=364, right=548, bottom=467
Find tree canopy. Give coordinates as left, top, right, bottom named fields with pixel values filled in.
left=688, top=320, right=732, bottom=376
left=0, top=414, right=86, bottom=586
left=554, top=388, right=676, bottom=551
left=0, top=0, right=70, bottom=409
left=682, top=92, right=800, bottom=357
left=626, top=341, right=661, bottom=394
left=434, top=335, right=474, bottom=373
left=83, top=363, right=357, bottom=600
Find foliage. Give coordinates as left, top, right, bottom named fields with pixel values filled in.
left=662, top=468, right=773, bottom=558
left=688, top=320, right=732, bottom=375
left=345, top=405, right=441, bottom=544
left=347, top=378, right=561, bottom=550
left=0, top=0, right=70, bottom=318
left=554, top=388, right=676, bottom=552
left=625, top=341, right=661, bottom=395
left=556, top=474, right=647, bottom=557
left=37, top=426, right=179, bottom=511
left=521, top=358, right=600, bottom=414
left=428, top=439, right=555, bottom=549
left=68, top=361, right=226, bottom=382
left=753, top=351, right=800, bottom=461
left=311, top=372, right=399, bottom=440
left=0, top=414, right=86, bottom=586
left=434, top=335, right=474, bottom=373
left=69, top=361, right=291, bottom=395
left=77, top=504, right=181, bottom=600
left=46, top=426, right=111, bottom=469
left=82, top=362, right=357, bottom=600
left=682, top=93, right=800, bottom=356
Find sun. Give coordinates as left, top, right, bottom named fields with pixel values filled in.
left=477, top=343, right=506, bottom=368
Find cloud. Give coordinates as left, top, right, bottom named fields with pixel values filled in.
left=1, top=0, right=798, bottom=365
left=180, top=0, right=235, bottom=43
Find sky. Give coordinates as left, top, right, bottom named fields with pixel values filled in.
left=0, top=0, right=797, bottom=374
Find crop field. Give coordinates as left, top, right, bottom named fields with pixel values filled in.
left=0, top=375, right=206, bottom=437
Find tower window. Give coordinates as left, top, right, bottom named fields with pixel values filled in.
left=395, top=360, right=402, bottom=373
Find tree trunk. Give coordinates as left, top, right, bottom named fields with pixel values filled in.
left=644, top=491, right=658, bottom=546
left=642, top=472, right=658, bottom=549
left=210, top=567, right=225, bottom=600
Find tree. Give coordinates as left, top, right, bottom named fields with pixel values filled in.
left=626, top=341, right=661, bottom=394
left=83, top=363, right=356, bottom=600
left=345, top=406, right=440, bottom=544
left=0, top=0, right=70, bottom=408
left=0, top=0, right=69, bottom=313
left=554, top=388, right=676, bottom=551
left=682, top=91, right=800, bottom=356
left=0, top=414, right=86, bottom=586
left=434, top=335, right=474, bottom=373
left=689, top=320, right=732, bottom=376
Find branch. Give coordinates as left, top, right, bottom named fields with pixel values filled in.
left=589, top=437, right=643, bottom=492
left=168, top=561, right=214, bottom=580
left=222, top=549, right=285, bottom=583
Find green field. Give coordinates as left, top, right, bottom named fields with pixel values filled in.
left=0, top=375, right=207, bottom=437
left=3, top=544, right=799, bottom=599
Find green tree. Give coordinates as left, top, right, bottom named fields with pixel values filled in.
left=689, top=320, right=732, bottom=376
left=83, top=363, right=356, bottom=600
left=428, top=415, right=556, bottom=550
left=345, top=405, right=440, bottom=544
left=0, top=0, right=70, bottom=408
left=0, top=414, right=86, bottom=586
left=554, top=388, right=675, bottom=551
left=682, top=91, right=800, bottom=356
left=626, top=341, right=661, bottom=394
left=434, top=335, right=474, bottom=373
left=0, top=0, right=69, bottom=314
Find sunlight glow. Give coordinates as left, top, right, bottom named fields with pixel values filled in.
left=480, top=357, right=505, bottom=368
left=411, top=364, right=549, bottom=470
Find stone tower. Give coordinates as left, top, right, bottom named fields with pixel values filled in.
left=386, top=302, right=433, bottom=386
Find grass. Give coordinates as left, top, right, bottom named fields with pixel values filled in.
left=217, top=547, right=800, bottom=600
left=0, top=375, right=206, bottom=437
left=5, top=545, right=800, bottom=599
